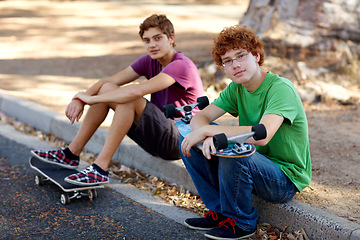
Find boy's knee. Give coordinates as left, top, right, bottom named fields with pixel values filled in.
left=99, top=82, right=118, bottom=94
left=219, top=155, right=254, bottom=175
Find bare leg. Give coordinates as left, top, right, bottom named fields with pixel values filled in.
left=66, top=81, right=146, bottom=170
left=68, top=103, right=110, bottom=156
left=68, top=82, right=144, bottom=157
left=94, top=97, right=146, bottom=170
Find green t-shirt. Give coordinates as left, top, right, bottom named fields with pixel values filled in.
left=212, top=72, right=311, bottom=192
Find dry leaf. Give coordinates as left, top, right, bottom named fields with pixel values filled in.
left=119, top=165, right=131, bottom=174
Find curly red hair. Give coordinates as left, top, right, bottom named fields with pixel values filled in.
left=212, top=25, right=264, bottom=66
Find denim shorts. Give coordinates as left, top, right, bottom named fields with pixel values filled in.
left=127, top=101, right=180, bottom=160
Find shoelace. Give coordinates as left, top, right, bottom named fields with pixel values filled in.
left=218, top=218, right=237, bottom=234
left=82, top=166, right=94, bottom=174
left=204, top=210, right=218, bottom=221
left=81, top=166, right=108, bottom=181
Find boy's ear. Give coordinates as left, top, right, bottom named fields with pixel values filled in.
left=169, top=34, right=175, bottom=45
left=255, top=52, right=260, bottom=63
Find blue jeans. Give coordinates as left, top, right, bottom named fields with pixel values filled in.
left=179, top=135, right=298, bottom=231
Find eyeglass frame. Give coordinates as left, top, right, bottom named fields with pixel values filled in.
left=221, top=51, right=252, bottom=67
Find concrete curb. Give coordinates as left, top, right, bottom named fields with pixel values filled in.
left=1, top=90, right=359, bottom=239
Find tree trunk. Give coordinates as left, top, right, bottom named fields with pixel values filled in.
left=241, top=0, right=360, bottom=70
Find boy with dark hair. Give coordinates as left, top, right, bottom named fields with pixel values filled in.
left=32, top=14, right=204, bottom=186
left=180, top=25, right=311, bottom=239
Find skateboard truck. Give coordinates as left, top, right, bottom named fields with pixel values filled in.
left=34, top=173, right=99, bottom=205
left=213, top=124, right=267, bottom=155
left=163, top=96, right=209, bottom=124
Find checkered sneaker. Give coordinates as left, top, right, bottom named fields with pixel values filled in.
left=31, top=149, right=79, bottom=169
left=64, top=165, right=109, bottom=186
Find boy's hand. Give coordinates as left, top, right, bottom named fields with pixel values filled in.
left=201, top=137, right=217, bottom=160
left=74, top=92, right=93, bottom=105
left=65, top=98, right=85, bottom=125
left=181, top=130, right=217, bottom=160
left=181, top=131, right=203, bottom=157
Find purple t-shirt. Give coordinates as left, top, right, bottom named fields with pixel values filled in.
left=130, top=52, right=203, bottom=114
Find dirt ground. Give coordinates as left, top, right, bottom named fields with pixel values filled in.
left=0, top=0, right=359, bottom=225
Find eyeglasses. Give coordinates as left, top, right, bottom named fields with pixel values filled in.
left=221, top=52, right=251, bottom=67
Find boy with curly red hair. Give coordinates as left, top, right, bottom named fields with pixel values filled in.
left=181, top=25, right=311, bottom=239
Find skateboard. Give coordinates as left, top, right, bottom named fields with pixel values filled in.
left=163, top=97, right=267, bottom=158
left=29, top=156, right=104, bottom=205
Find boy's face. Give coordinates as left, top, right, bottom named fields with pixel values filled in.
left=221, top=48, right=260, bottom=85
left=142, top=27, right=174, bottom=60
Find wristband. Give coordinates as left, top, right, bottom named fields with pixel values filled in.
left=73, top=97, right=86, bottom=104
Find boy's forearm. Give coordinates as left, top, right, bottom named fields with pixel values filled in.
left=83, top=67, right=138, bottom=97
left=84, top=78, right=107, bottom=96
left=71, top=79, right=106, bottom=103
left=191, top=113, right=253, bottom=140
left=90, top=83, right=143, bottom=105
left=190, top=113, right=211, bottom=131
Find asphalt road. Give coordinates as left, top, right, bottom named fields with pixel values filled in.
left=0, top=134, right=205, bottom=240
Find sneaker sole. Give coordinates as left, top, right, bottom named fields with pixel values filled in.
left=204, top=231, right=256, bottom=240
left=64, top=177, right=109, bottom=186
left=30, top=150, right=78, bottom=170
left=183, top=221, right=215, bottom=231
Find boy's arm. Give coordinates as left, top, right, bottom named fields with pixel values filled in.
left=181, top=104, right=226, bottom=158
left=75, top=72, right=176, bottom=105
left=252, top=113, right=284, bottom=146
left=190, top=105, right=284, bottom=144
left=66, top=66, right=140, bottom=124
left=181, top=104, right=284, bottom=159
left=83, top=66, right=140, bottom=97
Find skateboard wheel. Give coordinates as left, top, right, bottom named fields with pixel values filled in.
left=88, top=189, right=98, bottom=200
left=197, top=96, right=209, bottom=110
left=60, top=193, right=70, bottom=205
left=213, top=133, right=228, bottom=150
left=163, top=104, right=176, bottom=118
left=34, top=175, right=44, bottom=186
left=252, top=124, right=267, bottom=141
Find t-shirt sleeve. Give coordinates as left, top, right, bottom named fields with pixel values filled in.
left=162, top=59, right=192, bottom=90
left=264, top=82, right=299, bottom=124
left=130, top=55, right=151, bottom=78
left=212, top=82, right=239, bottom=117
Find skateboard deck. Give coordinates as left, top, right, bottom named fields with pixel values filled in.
left=29, top=156, right=104, bottom=205
left=175, top=118, right=256, bottom=158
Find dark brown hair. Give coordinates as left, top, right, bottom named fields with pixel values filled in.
left=139, top=14, right=176, bottom=47
left=212, top=25, right=264, bottom=66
